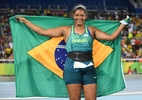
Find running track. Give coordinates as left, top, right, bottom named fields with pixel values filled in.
left=0, top=75, right=142, bottom=100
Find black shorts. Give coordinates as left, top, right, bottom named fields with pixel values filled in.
left=63, top=67, right=97, bottom=85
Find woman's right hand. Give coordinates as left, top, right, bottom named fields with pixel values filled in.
left=16, top=16, right=26, bottom=23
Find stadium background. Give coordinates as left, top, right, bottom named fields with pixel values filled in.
left=0, top=0, right=142, bottom=75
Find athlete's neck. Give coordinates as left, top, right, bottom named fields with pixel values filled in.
left=74, top=24, right=85, bottom=34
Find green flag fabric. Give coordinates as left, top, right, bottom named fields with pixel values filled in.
left=9, top=15, right=126, bottom=97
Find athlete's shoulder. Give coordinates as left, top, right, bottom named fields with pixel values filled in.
left=88, top=26, right=96, bottom=28
left=88, top=26, right=97, bottom=31
left=59, top=26, right=71, bottom=30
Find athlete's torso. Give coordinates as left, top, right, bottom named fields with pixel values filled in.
left=64, top=25, right=94, bottom=71
left=65, top=25, right=93, bottom=52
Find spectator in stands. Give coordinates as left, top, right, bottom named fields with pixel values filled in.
left=127, top=66, right=132, bottom=75
left=5, top=45, right=12, bottom=58
left=46, top=9, right=51, bottom=16
left=132, top=68, right=137, bottom=74
left=63, top=12, right=68, bottom=17
left=128, top=21, right=134, bottom=33
left=58, top=9, right=64, bottom=17
left=52, top=9, right=57, bottom=16
left=0, top=43, right=3, bottom=59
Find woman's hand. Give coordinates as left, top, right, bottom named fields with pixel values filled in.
left=16, top=16, right=26, bottom=23
left=119, top=15, right=131, bottom=25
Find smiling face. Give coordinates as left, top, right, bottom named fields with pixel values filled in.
left=72, top=9, right=87, bottom=26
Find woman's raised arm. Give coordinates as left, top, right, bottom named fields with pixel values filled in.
left=16, top=16, right=64, bottom=37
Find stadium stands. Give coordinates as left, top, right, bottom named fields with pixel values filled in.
left=0, top=0, right=142, bottom=60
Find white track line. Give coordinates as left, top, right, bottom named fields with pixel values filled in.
left=1, top=92, right=142, bottom=99
left=112, top=91, right=142, bottom=95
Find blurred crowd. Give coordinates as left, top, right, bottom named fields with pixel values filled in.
left=0, top=9, right=142, bottom=60
left=0, top=15, right=13, bottom=59
left=121, top=16, right=142, bottom=59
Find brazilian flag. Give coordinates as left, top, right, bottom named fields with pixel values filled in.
left=9, top=16, right=126, bottom=97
